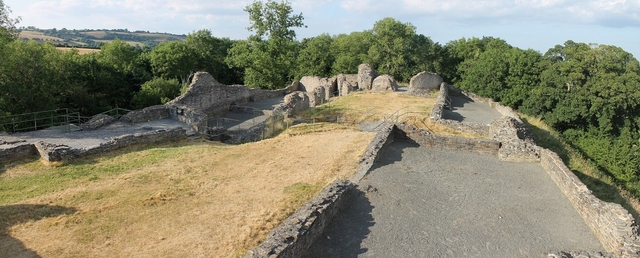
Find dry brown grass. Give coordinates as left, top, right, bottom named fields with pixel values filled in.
left=1, top=129, right=375, bottom=257
left=303, top=91, right=485, bottom=138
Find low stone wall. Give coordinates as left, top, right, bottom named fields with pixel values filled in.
left=81, top=114, right=117, bottom=130
left=120, top=105, right=171, bottom=123
left=352, top=123, right=396, bottom=183
left=34, top=127, right=187, bottom=162
left=490, top=117, right=540, bottom=162
left=429, top=82, right=448, bottom=120
left=397, top=124, right=500, bottom=156
left=0, top=140, right=38, bottom=163
left=272, top=92, right=311, bottom=118
left=430, top=83, right=491, bottom=136
left=541, top=148, right=640, bottom=257
left=245, top=180, right=356, bottom=258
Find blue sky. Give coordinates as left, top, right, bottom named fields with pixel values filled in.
left=4, top=0, right=640, bottom=58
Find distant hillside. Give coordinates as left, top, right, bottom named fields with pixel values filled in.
left=18, top=27, right=187, bottom=49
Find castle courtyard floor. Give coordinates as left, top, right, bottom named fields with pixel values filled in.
left=305, top=140, right=605, bottom=257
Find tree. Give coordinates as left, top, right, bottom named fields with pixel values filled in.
left=330, top=31, right=373, bottom=75
left=185, top=30, right=241, bottom=84
left=368, top=18, right=418, bottom=82
left=295, top=33, right=334, bottom=78
left=0, top=0, right=20, bottom=43
left=226, top=0, right=305, bottom=89
left=149, top=41, right=196, bottom=83
left=131, top=78, right=181, bottom=109
left=0, top=41, right=76, bottom=114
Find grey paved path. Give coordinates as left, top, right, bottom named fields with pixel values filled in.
left=305, top=140, right=604, bottom=257
left=3, top=119, right=193, bottom=149
left=443, top=96, right=502, bottom=124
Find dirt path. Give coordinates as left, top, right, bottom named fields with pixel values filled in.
left=305, top=140, right=605, bottom=257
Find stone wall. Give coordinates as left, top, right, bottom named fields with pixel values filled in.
left=34, top=128, right=187, bottom=162
left=541, top=148, right=640, bottom=257
left=272, top=92, right=311, bottom=118
left=352, top=123, right=396, bottom=183
left=120, top=105, right=171, bottom=124
left=0, top=139, right=38, bottom=163
left=335, top=74, right=358, bottom=96
left=245, top=180, right=356, bottom=258
left=298, top=76, right=338, bottom=100
left=490, top=117, right=540, bottom=162
left=429, top=83, right=491, bottom=136
left=357, top=64, right=376, bottom=90
left=397, top=124, right=500, bottom=156
left=81, top=114, right=117, bottom=130
left=166, top=72, right=293, bottom=131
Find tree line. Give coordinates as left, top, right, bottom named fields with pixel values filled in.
left=1, top=0, right=639, bottom=198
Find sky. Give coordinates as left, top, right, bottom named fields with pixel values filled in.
left=4, top=0, right=640, bottom=58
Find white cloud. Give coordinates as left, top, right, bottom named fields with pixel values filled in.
left=337, top=0, right=640, bottom=27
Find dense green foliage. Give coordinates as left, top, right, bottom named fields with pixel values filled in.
left=1, top=0, right=639, bottom=198
left=451, top=38, right=640, bottom=196
left=0, top=0, right=19, bottom=43
left=226, top=0, right=305, bottom=89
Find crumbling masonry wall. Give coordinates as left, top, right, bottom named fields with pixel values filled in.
left=245, top=180, right=356, bottom=258
left=33, top=128, right=187, bottom=162
left=430, top=83, right=491, bottom=136
left=0, top=139, right=38, bottom=163
left=166, top=72, right=295, bottom=132
left=541, top=148, right=640, bottom=257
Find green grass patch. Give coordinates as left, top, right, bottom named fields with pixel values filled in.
left=0, top=141, right=196, bottom=205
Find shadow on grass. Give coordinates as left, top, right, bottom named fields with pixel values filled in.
left=301, top=187, right=375, bottom=257
left=522, top=117, right=640, bottom=223
left=0, top=156, right=41, bottom=176
left=0, top=204, right=77, bottom=258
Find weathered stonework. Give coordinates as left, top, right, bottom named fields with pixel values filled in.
left=357, top=64, right=376, bottom=90
left=166, top=72, right=293, bottom=132
left=352, top=123, right=396, bottom=183
left=430, top=82, right=492, bottom=136
left=272, top=92, right=311, bottom=118
left=120, top=105, right=171, bottom=124
left=409, top=71, right=443, bottom=96
left=246, top=180, right=356, bottom=258
left=490, top=117, right=540, bottom=162
left=0, top=139, right=38, bottom=163
left=298, top=76, right=338, bottom=100
left=372, top=75, right=398, bottom=92
left=82, top=114, right=117, bottom=130
left=541, top=148, right=640, bottom=257
left=397, top=124, right=500, bottom=156
left=34, top=128, right=187, bottom=162
left=309, top=86, right=326, bottom=107
left=548, top=250, right=616, bottom=258
left=336, top=74, right=358, bottom=96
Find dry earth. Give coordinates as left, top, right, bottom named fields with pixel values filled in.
left=1, top=129, right=375, bottom=257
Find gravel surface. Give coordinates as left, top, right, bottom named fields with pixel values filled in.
left=443, top=96, right=502, bottom=124
left=5, top=119, right=193, bottom=149
left=305, top=140, right=604, bottom=257
left=221, top=97, right=285, bottom=132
